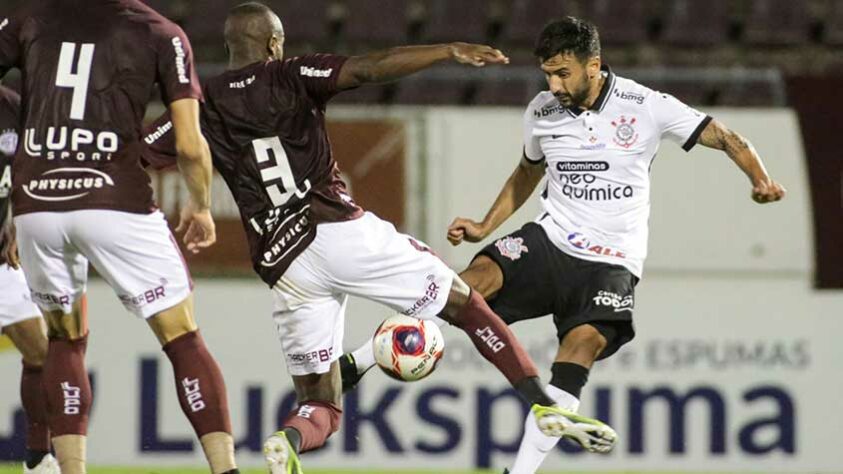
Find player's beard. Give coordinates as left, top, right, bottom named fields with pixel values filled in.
left=555, top=77, right=591, bottom=110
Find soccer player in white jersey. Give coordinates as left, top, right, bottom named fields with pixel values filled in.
left=342, top=17, right=785, bottom=474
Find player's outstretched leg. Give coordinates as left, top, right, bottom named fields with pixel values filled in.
left=265, top=364, right=343, bottom=474
left=2, top=317, right=60, bottom=474
left=509, top=325, right=617, bottom=473
left=149, top=297, right=239, bottom=474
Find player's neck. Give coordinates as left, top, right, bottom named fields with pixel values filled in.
left=228, top=52, right=271, bottom=71
left=580, top=75, right=606, bottom=111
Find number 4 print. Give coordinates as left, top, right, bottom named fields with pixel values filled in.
left=252, top=136, right=312, bottom=207
left=55, top=42, right=95, bottom=121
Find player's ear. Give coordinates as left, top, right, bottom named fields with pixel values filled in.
left=586, top=56, right=601, bottom=79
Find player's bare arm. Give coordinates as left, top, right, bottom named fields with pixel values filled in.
left=447, top=154, right=544, bottom=246
left=169, top=98, right=217, bottom=253
left=337, top=43, right=509, bottom=89
left=697, top=119, right=786, bottom=204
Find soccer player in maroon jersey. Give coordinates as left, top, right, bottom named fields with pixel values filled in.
left=0, top=84, right=59, bottom=474
left=0, top=2, right=239, bottom=473
left=142, top=3, right=616, bottom=472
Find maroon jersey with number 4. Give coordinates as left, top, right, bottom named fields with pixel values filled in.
left=0, top=0, right=201, bottom=215
left=144, top=55, right=363, bottom=286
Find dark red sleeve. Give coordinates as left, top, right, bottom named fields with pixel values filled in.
left=140, top=112, right=178, bottom=170
left=281, top=54, right=349, bottom=105
left=0, top=11, right=25, bottom=78
left=153, top=22, right=202, bottom=105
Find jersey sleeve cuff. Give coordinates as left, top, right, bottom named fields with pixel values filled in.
left=524, top=150, right=545, bottom=164
left=164, top=90, right=204, bottom=105
left=682, top=115, right=713, bottom=152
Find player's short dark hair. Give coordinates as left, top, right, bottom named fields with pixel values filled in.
left=534, top=17, right=601, bottom=63
left=229, top=1, right=273, bottom=18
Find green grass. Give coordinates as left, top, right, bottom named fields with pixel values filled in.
left=0, top=467, right=508, bottom=474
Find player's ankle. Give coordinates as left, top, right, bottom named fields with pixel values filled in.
left=53, top=434, right=86, bottom=474
left=514, top=376, right=556, bottom=407
left=550, top=361, right=590, bottom=399
left=283, top=427, right=302, bottom=453
left=25, top=449, right=49, bottom=469
left=199, top=432, right=237, bottom=473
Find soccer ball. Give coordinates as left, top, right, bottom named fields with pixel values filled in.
left=372, top=314, right=445, bottom=382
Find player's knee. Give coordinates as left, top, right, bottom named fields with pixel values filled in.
left=21, top=344, right=47, bottom=367
left=461, top=255, right=504, bottom=299
left=565, top=324, right=608, bottom=359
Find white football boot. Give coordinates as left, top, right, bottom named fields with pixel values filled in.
left=23, top=454, right=61, bottom=474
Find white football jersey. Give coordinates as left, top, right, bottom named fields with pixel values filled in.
left=524, top=66, right=710, bottom=277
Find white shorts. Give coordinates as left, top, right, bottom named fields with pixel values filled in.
left=15, top=210, right=193, bottom=319
left=0, top=264, right=41, bottom=330
left=273, top=212, right=455, bottom=376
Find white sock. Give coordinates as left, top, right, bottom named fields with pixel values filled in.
left=509, top=385, right=580, bottom=474
left=351, top=338, right=377, bottom=375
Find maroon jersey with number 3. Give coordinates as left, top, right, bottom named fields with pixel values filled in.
left=144, top=55, right=363, bottom=286
left=0, top=0, right=201, bottom=215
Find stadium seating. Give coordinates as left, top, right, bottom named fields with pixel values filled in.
left=472, top=76, right=543, bottom=106
left=661, top=0, right=732, bottom=47
left=265, top=0, right=334, bottom=46
left=392, top=77, right=474, bottom=105
left=342, top=0, right=410, bottom=45
left=419, top=0, right=491, bottom=43
left=744, top=0, right=812, bottom=46
left=823, top=0, right=843, bottom=45
left=499, top=0, right=574, bottom=49
left=577, top=0, right=648, bottom=45
left=5, top=0, right=835, bottom=107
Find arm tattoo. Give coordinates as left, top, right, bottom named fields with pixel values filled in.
left=699, top=120, right=751, bottom=157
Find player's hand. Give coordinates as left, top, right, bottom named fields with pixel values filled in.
left=447, top=217, right=488, bottom=246
left=449, top=43, right=509, bottom=67
left=1, top=226, right=19, bottom=269
left=751, top=177, right=786, bottom=204
left=176, top=201, right=217, bottom=254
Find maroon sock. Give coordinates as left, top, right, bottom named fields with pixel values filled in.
left=43, top=337, right=92, bottom=436
left=282, top=401, right=342, bottom=453
left=163, top=330, right=232, bottom=437
left=453, top=290, right=539, bottom=385
left=21, top=361, right=51, bottom=451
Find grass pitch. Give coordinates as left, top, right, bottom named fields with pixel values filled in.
left=0, top=468, right=509, bottom=474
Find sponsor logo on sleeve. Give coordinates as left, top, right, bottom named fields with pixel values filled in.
left=300, top=66, right=333, bottom=78
left=143, top=121, right=172, bottom=145
left=613, top=89, right=645, bottom=104
left=171, top=37, right=190, bottom=84
left=534, top=103, right=564, bottom=119
left=495, top=236, right=529, bottom=261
